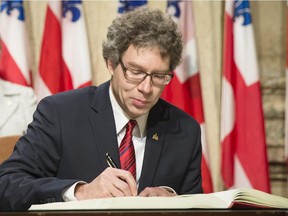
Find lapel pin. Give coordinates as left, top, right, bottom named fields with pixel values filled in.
left=152, top=133, right=158, bottom=141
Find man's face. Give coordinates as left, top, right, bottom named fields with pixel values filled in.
left=108, top=45, right=170, bottom=118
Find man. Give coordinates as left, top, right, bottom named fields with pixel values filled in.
left=0, top=78, right=37, bottom=136
left=0, top=7, right=203, bottom=211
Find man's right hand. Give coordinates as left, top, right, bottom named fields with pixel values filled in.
left=75, top=167, right=137, bottom=200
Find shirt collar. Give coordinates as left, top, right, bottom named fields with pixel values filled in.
left=109, top=86, right=148, bottom=138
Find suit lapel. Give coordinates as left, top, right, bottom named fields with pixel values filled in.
left=138, top=100, right=169, bottom=192
left=88, top=82, right=120, bottom=170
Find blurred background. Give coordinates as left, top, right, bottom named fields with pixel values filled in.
left=1, top=0, right=287, bottom=197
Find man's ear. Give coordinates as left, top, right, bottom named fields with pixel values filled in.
left=107, top=59, right=115, bottom=76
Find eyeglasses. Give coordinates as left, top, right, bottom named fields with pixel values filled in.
left=119, top=59, right=173, bottom=86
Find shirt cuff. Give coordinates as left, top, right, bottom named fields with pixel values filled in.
left=160, top=186, right=177, bottom=195
left=62, top=181, right=86, bottom=202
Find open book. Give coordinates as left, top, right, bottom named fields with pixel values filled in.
left=29, top=188, right=288, bottom=210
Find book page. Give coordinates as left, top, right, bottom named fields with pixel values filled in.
left=211, top=188, right=288, bottom=208
left=29, top=194, right=229, bottom=211
left=29, top=189, right=288, bottom=210
left=233, top=188, right=288, bottom=208
left=205, top=189, right=237, bottom=206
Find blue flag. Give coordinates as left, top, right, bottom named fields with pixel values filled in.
left=118, top=0, right=147, bottom=14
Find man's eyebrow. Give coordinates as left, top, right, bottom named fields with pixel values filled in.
left=126, top=61, right=145, bottom=70
left=126, top=62, right=170, bottom=74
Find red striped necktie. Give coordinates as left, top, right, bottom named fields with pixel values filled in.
left=119, top=120, right=137, bottom=179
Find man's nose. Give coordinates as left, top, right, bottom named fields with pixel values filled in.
left=137, top=76, right=153, bottom=94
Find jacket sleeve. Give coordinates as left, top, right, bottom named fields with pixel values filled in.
left=0, top=97, right=78, bottom=211
left=179, top=122, right=203, bottom=194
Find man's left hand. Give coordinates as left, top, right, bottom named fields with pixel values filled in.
left=138, top=187, right=176, bottom=197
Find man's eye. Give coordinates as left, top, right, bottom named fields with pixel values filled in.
left=153, top=74, right=166, bottom=79
left=131, top=70, right=144, bottom=75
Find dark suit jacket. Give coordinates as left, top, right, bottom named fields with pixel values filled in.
left=0, top=81, right=202, bottom=211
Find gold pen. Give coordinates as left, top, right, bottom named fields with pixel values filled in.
left=106, top=152, right=118, bottom=168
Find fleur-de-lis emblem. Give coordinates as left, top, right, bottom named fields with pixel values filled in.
left=234, top=0, right=252, bottom=26
left=152, top=133, right=159, bottom=141
left=0, top=0, right=25, bottom=21
left=118, top=0, right=147, bottom=14
left=167, top=0, right=181, bottom=19
left=62, top=0, right=82, bottom=22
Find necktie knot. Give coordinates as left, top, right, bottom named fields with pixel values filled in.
left=126, top=119, right=137, bottom=133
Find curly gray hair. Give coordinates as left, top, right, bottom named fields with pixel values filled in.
left=102, top=7, right=183, bottom=71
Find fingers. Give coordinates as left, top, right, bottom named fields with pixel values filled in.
left=107, top=173, right=132, bottom=196
left=117, top=170, right=138, bottom=196
left=75, top=167, right=137, bottom=200
left=138, top=187, right=176, bottom=197
left=96, top=167, right=138, bottom=197
left=110, top=168, right=138, bottom=196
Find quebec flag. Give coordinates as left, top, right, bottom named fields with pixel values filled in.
left=221, top=0, right=270, bottom=192
left=0, top=0, right=32, bottom=86
left=35, top=0, right=92, bottom=101
left=161, top=0, right=213, bottom=193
